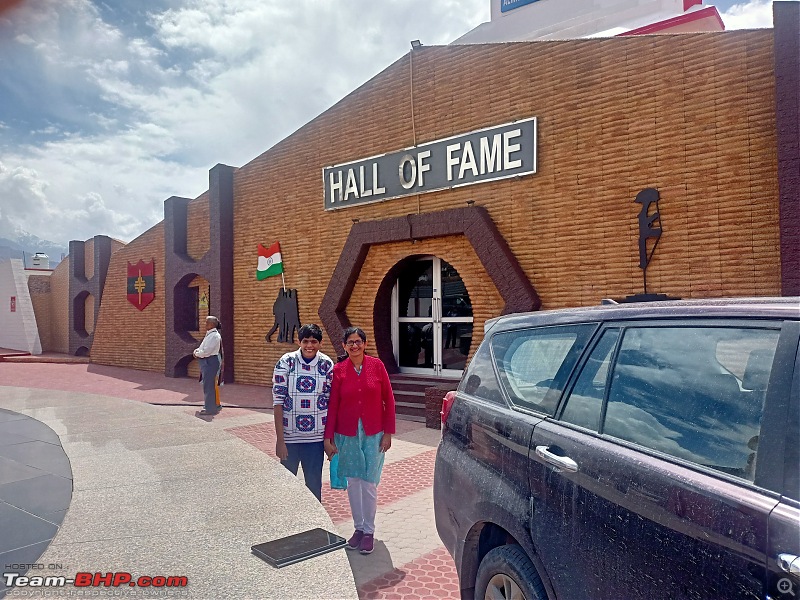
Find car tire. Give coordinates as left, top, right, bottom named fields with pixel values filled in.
left=475, top=544, right=546, bottom=600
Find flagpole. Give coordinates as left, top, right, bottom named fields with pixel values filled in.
left=280, top=272, right=286, bottom=292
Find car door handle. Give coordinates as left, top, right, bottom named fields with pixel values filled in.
left=778, top=553, right=800, bottom=576
left=535, top=445, right=578, bottom=473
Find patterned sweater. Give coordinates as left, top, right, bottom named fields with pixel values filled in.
left=272, top=349, right=334, bottom=443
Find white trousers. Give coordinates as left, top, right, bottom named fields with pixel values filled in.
left=346, top=477, right=378, bottom=535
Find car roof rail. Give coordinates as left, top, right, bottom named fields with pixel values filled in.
left=600, top=298, right=618, bottom=305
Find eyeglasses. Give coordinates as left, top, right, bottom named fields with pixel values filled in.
left=345, top=340, right=364, bottom=347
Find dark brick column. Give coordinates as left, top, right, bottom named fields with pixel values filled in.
left=164, top=164, right=235, bottom=381
left=68, top=235, right=113, bottom=356
left=774, top=1, right=800, bottom=295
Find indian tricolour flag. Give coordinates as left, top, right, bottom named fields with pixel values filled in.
left=257, top=242, right=283, bottom=280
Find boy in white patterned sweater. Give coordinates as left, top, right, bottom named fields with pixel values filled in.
left=272, top=324, right=333, bottom=501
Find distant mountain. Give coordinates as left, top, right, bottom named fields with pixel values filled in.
left=0, top=234, right=68, bottom=268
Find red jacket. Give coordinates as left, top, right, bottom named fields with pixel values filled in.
left=324, top=355, right=396, bottom=438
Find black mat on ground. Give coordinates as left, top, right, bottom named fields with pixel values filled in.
left=251, top=528, right=347, bottom=568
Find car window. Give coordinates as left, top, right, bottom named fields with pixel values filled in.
left=560, top=329, right=621, bottom=430
left=491, top=324, right=595, bottom=414
left=458, top=339, right=505, bottom=404
left=602, top=326, right=780, bottom=482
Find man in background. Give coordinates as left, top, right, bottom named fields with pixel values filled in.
left=194, top=316, right=222, bottom=416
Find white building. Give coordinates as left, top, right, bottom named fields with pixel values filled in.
left=0, top=259, right=47, bottom=354
left=453, top=0, right=724, bottom=43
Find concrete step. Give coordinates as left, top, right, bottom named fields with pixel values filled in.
left=395, top=402, right=426, bottom=421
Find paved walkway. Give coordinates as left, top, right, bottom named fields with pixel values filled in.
left=0, top=363, right=459, bottom=599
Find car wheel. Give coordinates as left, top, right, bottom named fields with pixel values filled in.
left=475, top=545, right=546, bottom=600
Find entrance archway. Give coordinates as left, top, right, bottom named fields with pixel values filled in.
left=320, top=206, right=541, bottom=370
left=392, top=256, right=473, bottom=377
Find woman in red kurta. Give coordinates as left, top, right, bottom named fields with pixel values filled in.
left=324, top=326, right=396, bottom=555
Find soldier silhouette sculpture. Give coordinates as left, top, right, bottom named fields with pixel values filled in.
left=266, top=288, right=301, bottom=344
left=634, top=188, right=663, bottom=294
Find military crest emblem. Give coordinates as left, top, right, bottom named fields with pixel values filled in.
left=127, top=259, right=155, bottom=311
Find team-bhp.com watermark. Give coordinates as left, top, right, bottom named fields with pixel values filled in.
left=3, top=571, right=188, bottom=597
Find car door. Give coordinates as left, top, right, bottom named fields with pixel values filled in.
left=528, top=320, right=795, bottom=600
left=436, top=331, right=564, bottom=595
left=766, top=324, right=800, bottom=600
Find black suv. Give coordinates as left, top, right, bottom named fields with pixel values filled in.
left=434, top=298, right=800, bottom=600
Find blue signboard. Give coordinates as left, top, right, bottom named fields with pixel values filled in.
left=501, top=0, right=541, bottom=12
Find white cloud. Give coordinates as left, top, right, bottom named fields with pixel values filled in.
left=0, top=0, right=488, bottom=246
left=1, top=0, right=781, bottom=250
left=720, top=0, right=774, bottom=29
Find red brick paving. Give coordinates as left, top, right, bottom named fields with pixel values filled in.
left=323, top=488, right=354, bottom=524
left=0, top=362, right=271, bottom=408
left=322, top=450, right=437, bottom=524
left=226, top=422, right=279, bottom=459
left=358, top=547, right=459, bottom=599
left=227, top=421, right=438, bottom=525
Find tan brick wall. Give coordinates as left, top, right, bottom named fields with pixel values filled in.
left=48, top=259, right=70, bottom=353
left=84, top=293, right=95, bottom=334
left=90, top=224, right=165, bottom=371
left=185, top=276, right=211, bottom=380
left=189, top=276, right=211, bottom=330
left=228, top=31, right=779, bottom=385
left=28, top=276, right=53, bottom=352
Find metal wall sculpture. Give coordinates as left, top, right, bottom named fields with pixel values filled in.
left=634, top=187, right=662, bottom=294
left=126, top=259, right=155, bottom=311
left=266, top=288, right=301, bottom=344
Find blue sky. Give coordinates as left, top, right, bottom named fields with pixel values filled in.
left=0, top=0, right=778, bottom=246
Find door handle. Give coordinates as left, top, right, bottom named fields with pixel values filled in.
left=535, top=445, right=578, bottom=473
left=778, top=554, right=800, bottom=576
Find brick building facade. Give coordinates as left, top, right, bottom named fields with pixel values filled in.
left=26, top=12, right=800, bottom=396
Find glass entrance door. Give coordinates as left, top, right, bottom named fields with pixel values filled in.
left=393, top=257, right=473, bottom=377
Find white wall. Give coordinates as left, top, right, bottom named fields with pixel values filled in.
left=0, top=259, right=42, bottom=354
left=454, top=0, right=711, bottom=42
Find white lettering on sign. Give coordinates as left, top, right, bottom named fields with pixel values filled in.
left=329, top=162, right=386, bottom=203
left=399, top=150, right=433, bottom=189
left=373, top=163, right=386, bottom=195
left=459, top=141, right=479, bottom=180
left=323, top=117, right=536, bottom=210
left=358, top=165, right=372, bottom=198
left=480, top=134, right=501, bottom=173
left=344, top=169, right=359, bottom=201
left=447, top=131, right=523, bottom=181
left=399, top=154, right=416, bottom=190
left=503, top=129, right=522, bottom=169
left=329, top=170, right=343, bottom=202
left=446, top=143, right=460, bottom=182
left=417, top=150, right=431, bottom=186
